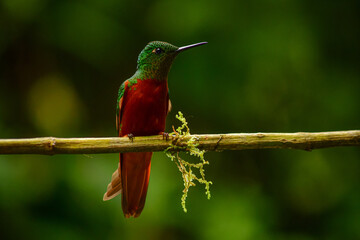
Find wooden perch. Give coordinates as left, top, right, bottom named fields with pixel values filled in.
left=0, top=130, right=359, bottom=155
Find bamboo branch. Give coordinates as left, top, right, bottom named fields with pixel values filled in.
left=0, top=130, right=359, bottom=155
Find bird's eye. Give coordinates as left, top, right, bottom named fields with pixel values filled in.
left=153, top=47, right=163, bottom=55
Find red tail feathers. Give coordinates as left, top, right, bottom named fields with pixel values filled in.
left=103, top=152, right=152, bottom=218
left=120, top=152, right=152, bottom=218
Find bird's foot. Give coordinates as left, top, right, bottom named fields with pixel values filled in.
left=160, top=132, right=170, bottom=141
left=127, top=133, right=134, bottom=142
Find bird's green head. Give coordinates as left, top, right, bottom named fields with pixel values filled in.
left=136, top=41, right=207, bottom=79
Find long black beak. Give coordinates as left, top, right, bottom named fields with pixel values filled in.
left=176, top=42, right=208, bottom=52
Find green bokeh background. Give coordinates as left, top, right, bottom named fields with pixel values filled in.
left=1, top=0, right=359, bottom=239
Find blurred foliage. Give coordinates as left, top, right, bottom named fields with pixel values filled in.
left=0, top=0, right=359, bottom=239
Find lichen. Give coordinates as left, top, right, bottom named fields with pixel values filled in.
left=164, top=111, right=212, bottom=212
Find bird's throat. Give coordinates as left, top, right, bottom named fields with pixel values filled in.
left=136, top=58, right=176, bottom=80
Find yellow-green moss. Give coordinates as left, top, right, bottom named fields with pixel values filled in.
left=164, top=111, right=212, bottom=212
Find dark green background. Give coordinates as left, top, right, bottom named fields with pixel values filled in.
left=1, top=0, right=359, bottom=239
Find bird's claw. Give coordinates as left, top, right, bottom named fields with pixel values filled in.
left=127, top=133, right=134, bottom=142
left=161, top=132, right=170, bottom=141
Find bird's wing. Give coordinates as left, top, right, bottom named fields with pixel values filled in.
left=116, top=81, right=126, bottom=134
left=104, top=80, right=128, bottom=201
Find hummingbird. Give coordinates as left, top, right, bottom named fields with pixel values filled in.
left=103, top=41, right=207, bottom=218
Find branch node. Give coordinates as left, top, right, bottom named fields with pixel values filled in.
left=48, top=137, right=56, bottom=155
left=304, top=136, right=313, bottom=151
left=256, top=133, right=265, bottom=138
left=213, top=135, right=224, bottom=151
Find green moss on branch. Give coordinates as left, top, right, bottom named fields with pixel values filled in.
left=165, top=112, right=212, bottom=213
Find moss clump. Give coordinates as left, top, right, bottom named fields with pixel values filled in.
left=164, top=111, right=212, bottom=212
